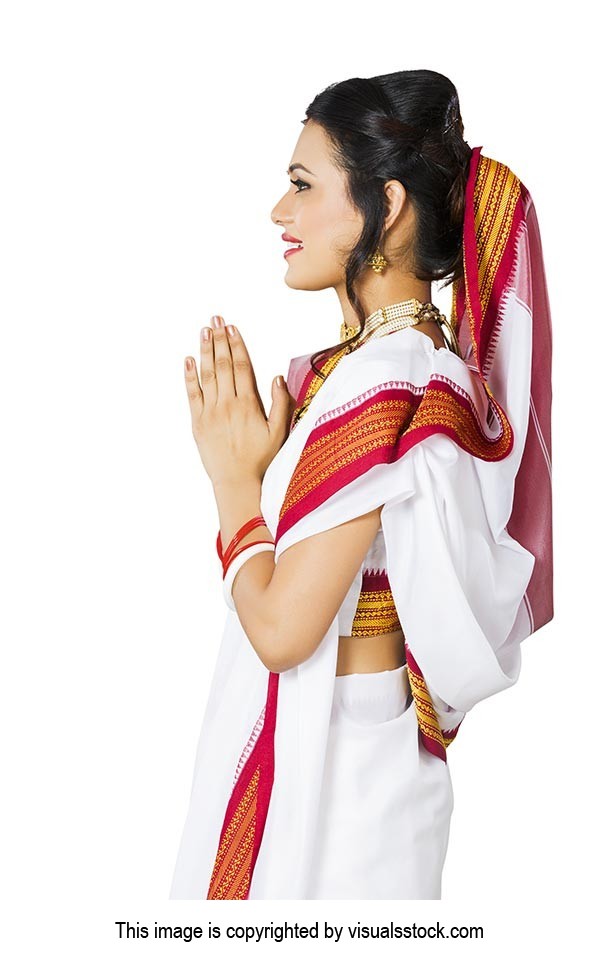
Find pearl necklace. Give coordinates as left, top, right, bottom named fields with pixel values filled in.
left=292, top=298, right=458, bottom=429
left=340, top=297, right=455, bottom=351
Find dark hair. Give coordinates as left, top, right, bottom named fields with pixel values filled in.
left=302, top=68, right=472, bottom=379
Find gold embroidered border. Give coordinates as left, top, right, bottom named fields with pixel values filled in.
left=206, top=765, right=259, bottom=900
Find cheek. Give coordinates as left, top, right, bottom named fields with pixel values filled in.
left=304, top=196, right=359, bottom=257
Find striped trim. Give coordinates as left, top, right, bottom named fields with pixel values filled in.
left=350, top=569, right=402, bottom=636
left=276, top=378, right=512, bottom=547
left=206, top=671, right=279, bottom=899
left=454, top=147, right=524, bottom=404
left=405, top=643, right=462, bottom=763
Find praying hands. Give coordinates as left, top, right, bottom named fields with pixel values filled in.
left=183, top=315, right=295, bottom=488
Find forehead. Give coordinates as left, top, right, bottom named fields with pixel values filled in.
left=288, top=120, right=332, bottom=173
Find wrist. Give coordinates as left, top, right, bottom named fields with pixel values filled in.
left=212, top=474, right=262, bottom=494
left=212, top=475, right=272, bottom=564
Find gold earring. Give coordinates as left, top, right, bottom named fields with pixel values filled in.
left=367, top=247, right=388, bottom=274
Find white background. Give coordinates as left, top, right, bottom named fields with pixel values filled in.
left=1, top=1, right=596, bottom=958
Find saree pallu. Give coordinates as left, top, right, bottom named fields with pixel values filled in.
left=170, top=163, right=553, bottom=899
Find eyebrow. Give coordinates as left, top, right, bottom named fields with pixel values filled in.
left=287, top=163, right=316, bottom=177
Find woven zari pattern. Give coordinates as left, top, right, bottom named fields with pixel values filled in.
left=206, top=671, right=279, bottom=899
left=350, top=568, right=402, bottom=636
left=290, top=348, right=348, bottom=431
left=405, top=642, right=462, bottom=762
left=206, top=766, right=259, bottom=899
left=451, top=149, right=523, bottom=406
left=278, top=375, right=513, bottom=547
left=464, top=155, right=521, bottom=376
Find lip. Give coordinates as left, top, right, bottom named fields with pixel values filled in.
left=282, top=231, right=302, bottom=242
left=283, top=246, right=303, bottom=259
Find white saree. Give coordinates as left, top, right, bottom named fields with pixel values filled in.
left=170, top=149, right=553, bottom=900
left=171, top=330, right=533, bottom=899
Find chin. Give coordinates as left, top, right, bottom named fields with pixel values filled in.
left=284, top=269, right=333, bottom=293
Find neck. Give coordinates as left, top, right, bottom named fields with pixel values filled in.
left=335, top=274, right=433, bottom=331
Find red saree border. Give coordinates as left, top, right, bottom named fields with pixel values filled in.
left=455, top=147, right=524, bottom=386
left=275, top=376, right=512, bottom=548
left=405, top=643, right=462, bottom=762
left=206, top=671, right=279, bottom=899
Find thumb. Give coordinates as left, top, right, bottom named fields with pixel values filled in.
left=268, top=375, right=294, bottom=438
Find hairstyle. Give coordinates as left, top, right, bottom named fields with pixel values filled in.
left=302, top=68, right=472, bottom=379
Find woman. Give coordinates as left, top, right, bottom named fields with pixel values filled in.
left=170, top=69, right=553, bottom=899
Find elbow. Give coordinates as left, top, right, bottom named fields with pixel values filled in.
left=258, top=640, right=282, bottom=673
left=261, top=624, right=315, bottom=674
left=264, top=652, right=301, bottom=674
left=263, top=656, right=285, bottom=674
left=249, top=617, right=296, bottom=673
left=260, top=639, right=295, bottom=674
left=253, top=595, right=291, bottom=672
left=256, top=590, right=319, bottom=673
left=258, top=572, right=324, bottom=671
left=263, top=654, right=300, bottom=674
left=234, top=593, right=288, bottom=672
left=242, top=622, right=292, bottom=674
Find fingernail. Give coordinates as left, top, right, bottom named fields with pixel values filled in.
left=212, top=315, right=224, bottom=327
left=202, top=327, right=211, bottom=341
left=185, top=357, right=193, bottom=371
left=276, top=375, right=283, bottom=387
left=226, top=325, right=236, bottom=336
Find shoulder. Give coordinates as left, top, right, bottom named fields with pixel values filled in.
left=317, top=327, right=471, bottom=426
left=411, top=320, right=447, bottom=352
left=335, top=325, right=467, bottom=384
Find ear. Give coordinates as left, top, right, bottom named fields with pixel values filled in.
left=382, top=178, right=408, bottom=230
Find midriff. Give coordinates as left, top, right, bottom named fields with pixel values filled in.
left=336, top=628, right=406, bottom=676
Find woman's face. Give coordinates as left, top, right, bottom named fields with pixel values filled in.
left=270, top=120, right=364, bottom=292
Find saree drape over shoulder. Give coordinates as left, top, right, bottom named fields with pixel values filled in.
left=170, top=149, right=553, bottom=900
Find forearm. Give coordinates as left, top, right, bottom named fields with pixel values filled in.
left=212, top=477, right=278, bottom=669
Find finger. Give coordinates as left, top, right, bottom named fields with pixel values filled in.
left=225, top=323, right=266, bottom=416
left=183, top=356, right=203, bottom=417
left=199, top=325, right=217, bottom=407
left=210, top=316, right=235, bottom=403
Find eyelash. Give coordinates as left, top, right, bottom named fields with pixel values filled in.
left=289, top=177, right=310, bottom=193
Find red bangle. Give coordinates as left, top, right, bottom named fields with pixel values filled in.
left=222, top=538, right=275, bottom=578
left=222, top=517, right=266, bottom=569
left=217, top=515, right=266, bottom=562
left=220, top=515, right=268, bottom=570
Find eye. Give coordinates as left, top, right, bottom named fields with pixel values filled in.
left=289, top=177, right=310, bottom=193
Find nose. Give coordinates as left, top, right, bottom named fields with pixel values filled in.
left=271, top=193, right=292, bottom=227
